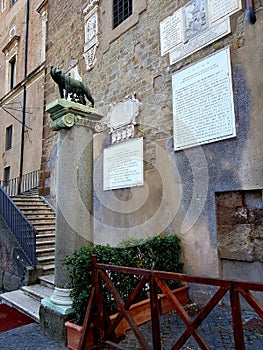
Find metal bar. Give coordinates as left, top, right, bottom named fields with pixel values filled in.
left=0, top=169, right=40, bottom=196
left=150, top=276, right=161, bottom=350
left=0, top=186, right=36, bottom=266
left=230, top=285, right=245, bottom=350
left=246, top=0, right=256, bottom=24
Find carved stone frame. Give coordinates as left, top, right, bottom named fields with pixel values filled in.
left=2, top=35, right=20, bottom=93
left=101, top=0, right=147, bottom=53
left=83, top=1, right=100, bottom=71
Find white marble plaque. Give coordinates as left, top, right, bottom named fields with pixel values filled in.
left=172, top=47, right=236, bottom=151
left=103, top=138, right=143, bottom=190
left=106, top=98, right=142, bottom=131
left=209, top=0, right=242, bottom=23
left=170, top=18, right=230, bottom=65
left=160, top=8, right=184, bottom=56
left=161, top=0, right=242, bottom=63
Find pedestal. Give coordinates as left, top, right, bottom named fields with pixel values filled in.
left=40, top=99, right=103, bottom=343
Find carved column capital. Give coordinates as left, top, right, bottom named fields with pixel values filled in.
left=46, top=99, right=104, bottom=131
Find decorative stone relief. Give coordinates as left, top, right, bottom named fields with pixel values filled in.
left=83, top=1, right=99, bottom=71
left=105, top=94, right=142, bottom=144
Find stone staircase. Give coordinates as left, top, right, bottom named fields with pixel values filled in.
left=11, top=195, right=56, bottom=275
left=0, top=275, right=55, bottom=322
left=0, top=195, right=57, bottom=322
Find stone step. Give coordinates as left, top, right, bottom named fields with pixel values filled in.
left=37, top=255, right=55, bottom=265
left=12, top=196, right=42, bottom=202
left=42, top=264, right=55, bottom=275
left=11, top=195, right=56, bottom=276
left=36, top=247, right=55, bottom=257
left=31, top=222, right=55, bottom=228
left=1, top=289, right=40, bottom=322
left=36, top=233, right=55, bottom=242
left=39, top=274, right=55, bottom=289
left=36, top=240, right=56, bottom=249
left=19, top=205, right=53, bottom=211
left=22, top=284, right=54, bottom=302
left=26, top=214, right=56, bottom=220
left=35, top=226, right=55, bottom=231
left=21, top=209, right=54, bottom=216
left=34, top=224, right=56, bottom=230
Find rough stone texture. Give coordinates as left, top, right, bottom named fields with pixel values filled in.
left=39, top=304, right=73, bottom=346
left=0, top=216, right=39, bottom=291
left=217, top=190, right=263, bottom=262
left=43, top=1, right=263, bottom=284
left=218, top=224, right=254, bottom=261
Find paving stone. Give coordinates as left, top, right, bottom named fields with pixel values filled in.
left=0, top=323, right=67, bottom=350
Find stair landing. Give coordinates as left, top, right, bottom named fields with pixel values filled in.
left=0, top=275, right=55, bottom=322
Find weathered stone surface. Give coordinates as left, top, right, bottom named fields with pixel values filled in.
left=218, top=224, right=255, bottom=261
left=39, top=304, right=73, bottom=345
left=43, top=1, right=263, bottom=284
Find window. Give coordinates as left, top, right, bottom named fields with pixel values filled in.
left=4, top=167, right=10, bottom=186
left=101, top=0, right=147, bottom=53
left=2, top=35, right=19, bottom=93
left=9, top=56, right=16, bottom=89
left=11, top=0, right=17, bottom=5
left=113, top=0, right=132, bottom=29
left=5, top=125, right=12, bottom=150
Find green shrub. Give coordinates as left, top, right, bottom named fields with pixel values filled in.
left=64, top=234, right=183, bottom=325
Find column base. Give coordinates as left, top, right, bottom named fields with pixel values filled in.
left=41, top=287, right=73, bottom=315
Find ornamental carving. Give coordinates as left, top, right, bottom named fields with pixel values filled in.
left=83, top=1, right=99, bottom=71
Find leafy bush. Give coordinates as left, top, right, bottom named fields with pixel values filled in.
left=64, top=234, right=183, bottom=325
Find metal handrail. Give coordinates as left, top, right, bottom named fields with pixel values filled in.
left=0, top=169, right=40, bottom=196
left=0, top=186, right=36, bottom=266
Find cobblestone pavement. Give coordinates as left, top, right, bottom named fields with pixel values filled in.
left=0, top=306, right=262, bottom=349
left=0, top=323, right=68, bottom=350
left=120, top=306, right=263, bottom=349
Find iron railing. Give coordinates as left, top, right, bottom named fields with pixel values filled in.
left=0, top=169, right=40, bottom=196
left=0, top=186, right=36, bottom=266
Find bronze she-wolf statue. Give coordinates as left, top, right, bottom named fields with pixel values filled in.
left=50, top=66, right=94, bottom=107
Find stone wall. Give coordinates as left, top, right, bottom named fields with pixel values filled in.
left=0, top=217, right=41, bottom=291
left=44, top=0, right=263, bottom=291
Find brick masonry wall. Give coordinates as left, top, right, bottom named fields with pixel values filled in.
left=44, top=0, right=263, bottom=282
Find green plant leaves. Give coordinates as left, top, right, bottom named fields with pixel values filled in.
left=64, top=234, right=183, bottom=325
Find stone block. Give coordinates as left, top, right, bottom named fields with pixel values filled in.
left=221, top=260, right=263, bottom=306
left=218, top=224, right=255, bottom=261
left=254, top=238, right=263, bottom=262
left=39, top=304, right=73, bottom=346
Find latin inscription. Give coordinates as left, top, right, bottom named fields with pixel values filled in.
left=172, top=47, right=236, bottom=150
left=103, top=138, right=143, bottom=190
left=209, top=0, right=241, bottom=23
left=160, top=0, right=242, bottom=63
left=170, top=18, right=230, bottom=65
left=160, top=8, right=184, bottom=56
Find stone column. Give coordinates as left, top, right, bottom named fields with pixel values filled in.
left=40, top=99, right=103, bottom=343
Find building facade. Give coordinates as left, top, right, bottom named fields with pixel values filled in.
left=41, top=0, right=263, bottom=298
left=0, top=0, right=47, bottom=193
